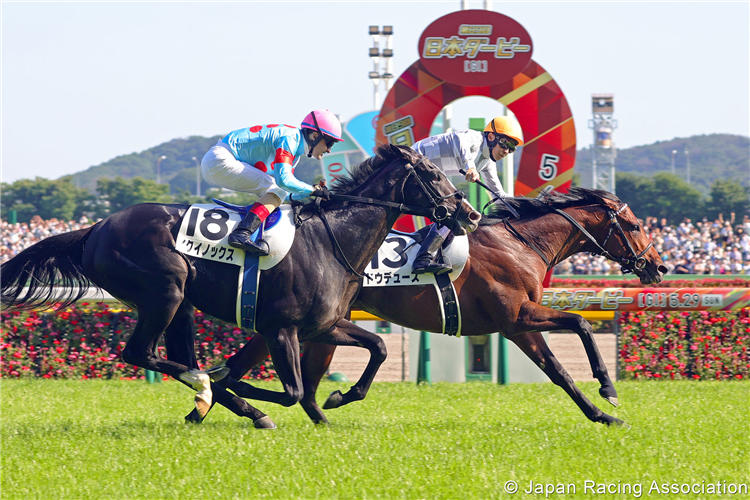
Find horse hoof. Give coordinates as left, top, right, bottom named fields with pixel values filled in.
left=194, top=392, right=212, bottom=419
left=604, top=396, right=619, bottom=407
left=323, top=390, right=343, bottom=410
left=184, top=408, right=203, bottom=424
left=254, top=416, right=277, bottom=429
left=206, top=365, right=231, bottom=382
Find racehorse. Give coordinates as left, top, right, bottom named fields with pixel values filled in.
left=190, top=188, right=666, bottom=427
left=1, top=144, right=480, bottom=428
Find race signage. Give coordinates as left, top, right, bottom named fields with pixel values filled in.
left=541, top=288, right=750, bottom=312
left=363, top=233, right=469, bottom=288
left=418, top=10, right=533, bottom=87
left=176, top=205, right=242, bottom=265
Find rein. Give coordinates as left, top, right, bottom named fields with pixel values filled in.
left=504, top=203, right=653, bottom=273
left=296, top=157, right=464, bottom=278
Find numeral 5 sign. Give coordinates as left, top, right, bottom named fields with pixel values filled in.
left=539, top=154, right=560, bottom=182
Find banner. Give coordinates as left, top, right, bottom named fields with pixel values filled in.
left=541, top=288, right=750, bottom=312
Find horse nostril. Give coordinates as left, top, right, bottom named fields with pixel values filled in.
left=469, top=211, right=481, bottom=222
left=658, top=265, right=668, bottom=274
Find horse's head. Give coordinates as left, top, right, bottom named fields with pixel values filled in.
left=591, top=197, right=668, bottom=284
left=388, top=144, right=481, bottom=235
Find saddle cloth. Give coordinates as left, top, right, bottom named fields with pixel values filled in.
left=175, top=202, right=297, bottom=330
left=175, top=202, right=295, bottom=270
left=362, top=227, right=469, bottom=288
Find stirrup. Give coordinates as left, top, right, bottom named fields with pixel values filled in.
left=227, top=230, right=269, bottom=256
left=412, top=258, right=452, bottom=275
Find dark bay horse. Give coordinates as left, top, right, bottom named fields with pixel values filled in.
left=1, top=144, right=480, bottom=428
left=196, top=188, right=666, bottom=427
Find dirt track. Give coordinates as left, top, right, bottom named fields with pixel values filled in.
left=327, top=333, right=618, bottom=382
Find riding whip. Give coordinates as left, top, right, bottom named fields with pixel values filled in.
left=459, top=169, right=520, bottom=219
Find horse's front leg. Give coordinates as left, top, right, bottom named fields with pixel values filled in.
left=299, top=342, right=337, bottom=423
left=222, top=327, right=304, bottom=408
left=515, top=301, right=618, bottom=406
left=309, top=319, right=387, bottom=411
left=508, top=330, right=626, bottom=427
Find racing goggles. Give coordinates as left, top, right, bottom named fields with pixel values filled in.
left=496, top=136, right=517, bottom=153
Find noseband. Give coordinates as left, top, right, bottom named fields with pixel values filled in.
left=553, top=203, right=653, bottom=274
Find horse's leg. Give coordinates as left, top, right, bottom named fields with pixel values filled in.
left=509, top=331, right=626, bottom=427
left=165, top=305, right=275, bottom=428
left=221, top=327, right=304, bottom=407
left=516, top=301, right=618, bottom=406
left=299, top=342, right=337, bottom=424
left=308, top=319, right=387, bottom=410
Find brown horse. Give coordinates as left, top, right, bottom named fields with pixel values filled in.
left=191, top=188, right=666, bottom=427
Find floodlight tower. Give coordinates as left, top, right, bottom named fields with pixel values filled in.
left=368, top=26, right=394, bottom=110
left=588, top=94, right=618, bottom=193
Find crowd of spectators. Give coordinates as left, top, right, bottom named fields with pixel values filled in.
left=1, top=215, right=93, bottom=263
left=2, top=214, right=750, bottom=275
left=553, top=214, right=750, bottom=275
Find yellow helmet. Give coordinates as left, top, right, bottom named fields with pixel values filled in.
left=483, top=116, right=524, bottom=146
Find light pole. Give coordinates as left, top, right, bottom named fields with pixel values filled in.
left=685, top=150, right=690, bottom=184
left=368, top=25, right=393, bottom=110
left=192, top=157, right=201, bottom=197
left=671, top=150, right=677, bottom=174
left=156, top=155, right=167, bottom=184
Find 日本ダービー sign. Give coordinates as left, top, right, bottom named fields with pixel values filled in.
left=417, top=10, right=533, bottom=87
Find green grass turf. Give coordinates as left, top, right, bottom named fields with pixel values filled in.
left=2, top=380, right=748, bottom=499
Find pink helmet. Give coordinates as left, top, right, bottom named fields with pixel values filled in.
left=301, top=110, right=344, bottom=143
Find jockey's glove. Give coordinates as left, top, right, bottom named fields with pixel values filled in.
left=312, top=185, right=331, bottom=200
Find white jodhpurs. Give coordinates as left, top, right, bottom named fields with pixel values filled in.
left=201, top=141, right=288, bottom=201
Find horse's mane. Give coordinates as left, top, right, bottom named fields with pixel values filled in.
left=479, top=188, right=623, bottom=226
left=329, top=144, right=418, bottom=195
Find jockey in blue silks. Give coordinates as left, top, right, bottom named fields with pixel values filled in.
left=201, top=110, right=343, bottom=255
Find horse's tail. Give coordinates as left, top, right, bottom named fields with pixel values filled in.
left=1, top=225, right=97, bottom=311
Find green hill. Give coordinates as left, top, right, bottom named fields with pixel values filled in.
left=573, top=134, right=749, bottom=194
left=67, top=133, right=748, bottom=196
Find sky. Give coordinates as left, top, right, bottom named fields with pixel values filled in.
left=2, top=1, right=749, bottom=184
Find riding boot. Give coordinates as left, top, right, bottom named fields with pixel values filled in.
left=412, top=226, right=452, bottom=275
left=227, top=211, right=269, bottom=255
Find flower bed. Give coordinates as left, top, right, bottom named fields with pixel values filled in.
left=0, top=302, right=274, bottom=380
left=618, top=309, right=749, bottom=380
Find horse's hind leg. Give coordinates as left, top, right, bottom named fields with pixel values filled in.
left=300, top=342, right=337, bottom=424
left=516, top=302, right=618, bottom=406
left=165, top=303, right=275, bottom=428
left=309, top=319, right=387, bottom=411
left=510, top=331, right=626, bottom=427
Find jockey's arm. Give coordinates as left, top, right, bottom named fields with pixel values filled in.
left=272, top=148, right=315, bottom=198
left=478, top=162, right=509, bottom=199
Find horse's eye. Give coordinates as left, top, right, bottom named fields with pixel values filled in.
left=631, top=225, right=641, bottom=233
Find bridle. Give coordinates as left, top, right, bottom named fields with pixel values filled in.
left=294, top=156, right=465, bottom=277
left=506, top=203, right=652, bottom=274
left=326, top=157, right=465, bottom=225
left=553, top=203, right=652, bottom=274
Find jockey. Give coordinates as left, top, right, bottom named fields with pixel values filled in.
left=410, top=115, right=524, bottom=274
left=201, top=110, right=343, bottom=255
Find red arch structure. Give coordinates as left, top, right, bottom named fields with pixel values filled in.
left=375, top=10, right=576, bottom=198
